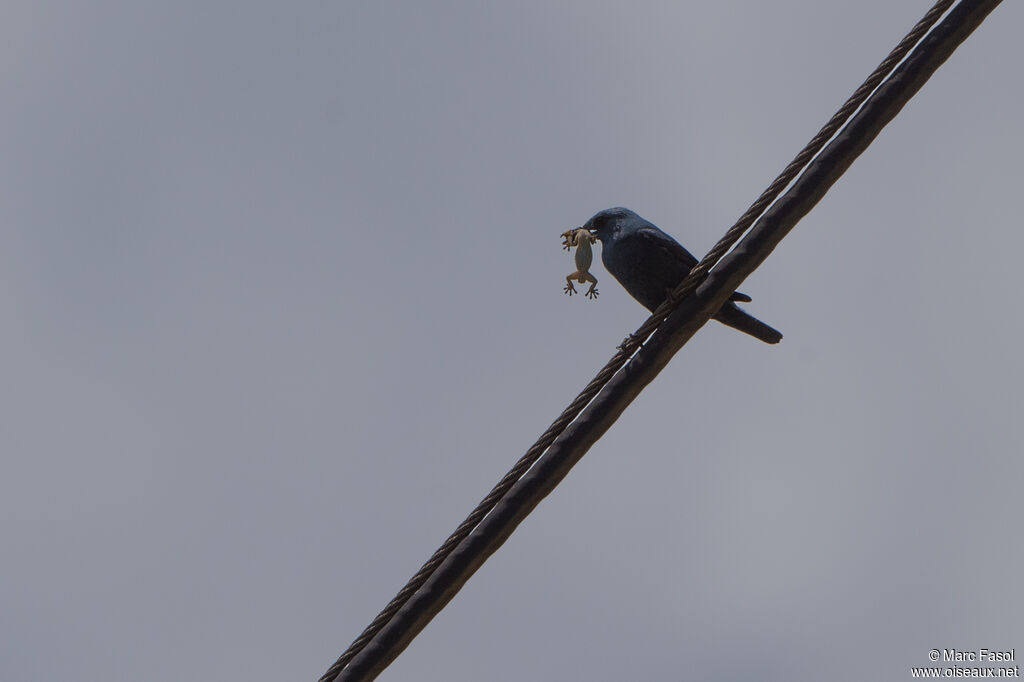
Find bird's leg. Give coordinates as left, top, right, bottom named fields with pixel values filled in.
left=663, top=287, right=685, bottom=306
left=617, top=332, right=645, bottom=352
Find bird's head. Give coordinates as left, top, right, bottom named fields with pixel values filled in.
left=581, top=207, right=643, bottom=242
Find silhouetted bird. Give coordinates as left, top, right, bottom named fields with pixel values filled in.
left=583, top=207, right=782, bottom=344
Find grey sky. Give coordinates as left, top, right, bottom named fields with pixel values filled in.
left=3, top=2, right=1021, bottom=681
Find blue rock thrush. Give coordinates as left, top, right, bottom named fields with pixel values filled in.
left=582, top=207, right=782, bottom=344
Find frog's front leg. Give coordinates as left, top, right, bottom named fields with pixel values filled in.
left=560, top=230, right=576, bottom=251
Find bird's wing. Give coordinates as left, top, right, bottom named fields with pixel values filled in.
left=632, top=226, right=699, bottom=270
left=631, top=226, right=753, bottom=303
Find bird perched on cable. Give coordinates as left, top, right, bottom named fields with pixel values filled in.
left=582, top=207, right=782, bottom=344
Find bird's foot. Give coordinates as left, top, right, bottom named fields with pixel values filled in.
left=664, top=287, right=684, bottom=306
left=617, top=333, right=644, bottom=352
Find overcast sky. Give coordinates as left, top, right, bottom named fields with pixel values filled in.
left=3, top=2, right=1022, bottom=681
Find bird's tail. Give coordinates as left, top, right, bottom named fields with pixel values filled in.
left=713, top=302, right=783, bottom=344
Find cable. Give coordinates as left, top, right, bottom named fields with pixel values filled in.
left=621, top=0, right=958, bottom=352
left=318, top=1, right=1002, bottom=680
left=317, top=8, right=945, bottom=678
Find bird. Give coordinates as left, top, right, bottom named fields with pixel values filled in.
left=582, top=207, right=782, bottom=344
